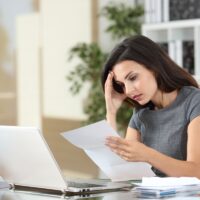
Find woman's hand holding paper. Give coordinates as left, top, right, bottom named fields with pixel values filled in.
left=105, top=136, right=149, bottom=162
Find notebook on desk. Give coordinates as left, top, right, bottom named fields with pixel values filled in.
left=0, top=126, right=131, bottom=196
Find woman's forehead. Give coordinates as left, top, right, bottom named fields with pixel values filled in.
left=113, top=60, right=143, bottom=75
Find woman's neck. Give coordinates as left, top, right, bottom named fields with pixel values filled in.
left=152, top=90, right=178, bottom=109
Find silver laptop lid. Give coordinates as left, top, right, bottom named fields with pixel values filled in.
left=0, top=126, right=67, bottom=190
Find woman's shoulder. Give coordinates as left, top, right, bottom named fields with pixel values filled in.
left=181, top=86, right=200, bottom=121
left=181, top=86, right=200, bottom=99
left=182, top=85, right=200, bottom=92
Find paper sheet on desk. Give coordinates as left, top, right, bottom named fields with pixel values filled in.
left=137, top=177, right=200, bottom=187
left=134, top=177, right=200, bottom=199
left=61, top=120, right=155, bottom=181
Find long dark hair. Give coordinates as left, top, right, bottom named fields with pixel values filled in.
left=101, top=35, right=198, bottom=109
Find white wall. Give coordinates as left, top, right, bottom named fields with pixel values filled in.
left=0, top=0, right=33, bottom=75
left=16, top=13, right=41, bottom=127
left=41, top=0, right=92, bottom=120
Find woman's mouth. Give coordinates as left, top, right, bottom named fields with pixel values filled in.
left=132, top=94, right=142, bottom=101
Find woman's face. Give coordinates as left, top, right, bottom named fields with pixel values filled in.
left=112, top=60, right=158, bottom=105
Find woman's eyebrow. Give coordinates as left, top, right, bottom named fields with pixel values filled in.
left=124, top=72, right=133, bottom=80
left=114, top=72, right=133, bottom=83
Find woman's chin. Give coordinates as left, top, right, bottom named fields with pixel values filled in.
left=137, top=99, right=148, bottom=105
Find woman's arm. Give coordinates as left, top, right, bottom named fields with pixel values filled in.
left=106, top=116, right=200, bottom=178
left=125, top=127, right=141, bottom=142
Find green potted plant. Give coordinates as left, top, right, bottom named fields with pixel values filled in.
left=67, top=2, right=144, bottom=131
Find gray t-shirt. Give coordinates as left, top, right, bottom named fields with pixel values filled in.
left=128, top=86, right=200, bottom=177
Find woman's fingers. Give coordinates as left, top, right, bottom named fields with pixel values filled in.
left=105, top=136, right=145, bottom=162
left=106, top=136, right=128, bottom=146
left=105, top=136, right=129, bottom=151
left=105, top=72, right=113, bottom=88
left=110, top=147, right=131, bottom=161
left=105, top=72, right=114, bottom=99
left=105, top=73, right=114, bottom=94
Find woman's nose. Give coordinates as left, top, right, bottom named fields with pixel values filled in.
left=124, top=85, right=131, bottom=95
left=124, top=84, right=135, bottom=96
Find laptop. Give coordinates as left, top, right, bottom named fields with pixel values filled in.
left=0, top=126, right=131, bottom=196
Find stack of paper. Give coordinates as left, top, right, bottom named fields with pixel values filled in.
left=134, top=177, right=200, bottom=198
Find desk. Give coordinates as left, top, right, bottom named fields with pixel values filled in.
left=0, top=190, right=200, bottom=200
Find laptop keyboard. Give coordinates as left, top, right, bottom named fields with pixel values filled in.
left=67, top=181, right=105, bottom=188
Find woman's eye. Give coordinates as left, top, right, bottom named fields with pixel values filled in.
left=129, top=75, right=137, bottom=81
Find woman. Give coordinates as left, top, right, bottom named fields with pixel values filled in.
left=101, top=35, right=200, bottom=177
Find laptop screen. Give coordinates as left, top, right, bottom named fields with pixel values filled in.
left=0, top=126, right=67, bottom=190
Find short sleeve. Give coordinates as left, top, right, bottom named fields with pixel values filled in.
left=128, top=110, right=141, bottom=131
left=186, top=91, right=200, bottom=122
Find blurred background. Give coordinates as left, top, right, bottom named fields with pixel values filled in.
left=0, top=0, right=200, bottom=179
